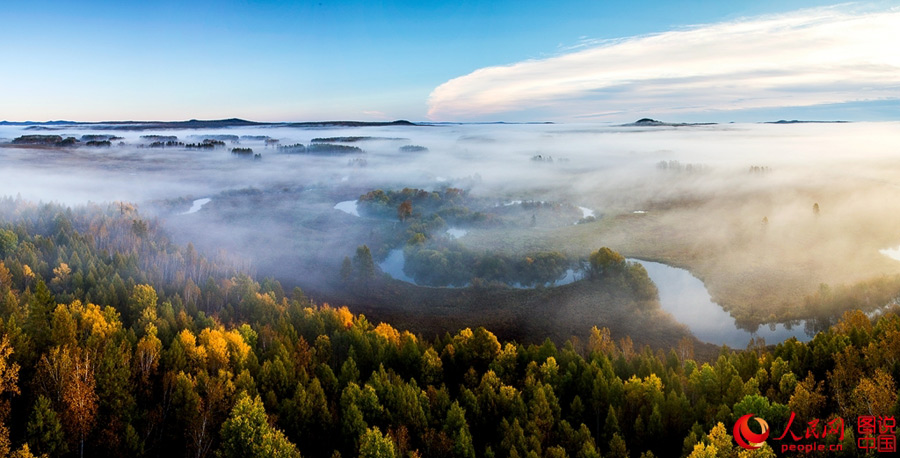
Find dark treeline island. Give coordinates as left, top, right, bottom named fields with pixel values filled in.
left=10, top=136, right=77, bottom=147
left=277, top=143, right=364, bottom=155
left=231, top=148, right=261, bottom=160
left=2, top=133, right=380, bottom=161
left=185, top=139, right=226, bottom=150
left=310, top=137, right=410, bottom=143
left=0, top=198, right=897, bottom=458
left=80, top=135, right=123, bottom=142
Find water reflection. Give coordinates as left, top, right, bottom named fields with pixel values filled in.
left=376, top=248, right=812, bottom=346
left=630, top=259, right=810, bottom=347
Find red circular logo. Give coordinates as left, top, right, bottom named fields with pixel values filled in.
left=734, top=414, right=770, bottom=450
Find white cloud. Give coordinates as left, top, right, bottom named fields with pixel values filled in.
left=427, top=5, right=900, bottom=121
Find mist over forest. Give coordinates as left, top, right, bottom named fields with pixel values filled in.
left=3, top=120, right=900, bottom=458
left=4, top=121, right=900, bottom=341
left=4, top=0, right=900, bottom=456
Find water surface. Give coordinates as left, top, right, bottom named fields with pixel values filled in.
left=631, top=259, right=810, bottom=347
left=181, top=198, right=211, bottom=215
left=334, top=200, right=360, bottom=216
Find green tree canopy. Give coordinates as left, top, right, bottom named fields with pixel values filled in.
left=359, top=426, right=396, bottom=458
left=219, top=392, right=301, bottom=458
left=588, top=247, right=625, bottom=278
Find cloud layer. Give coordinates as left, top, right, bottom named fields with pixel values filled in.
left=427, top=5, right=900, bottom=121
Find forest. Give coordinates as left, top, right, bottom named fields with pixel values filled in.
left=355, top=188, right=587, bottom=287
left=0, top=198, right=897, bottom=458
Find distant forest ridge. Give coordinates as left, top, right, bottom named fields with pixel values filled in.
left=0, top=119, right=421, bottom=131
left=0, top=118, right=858, bottom=131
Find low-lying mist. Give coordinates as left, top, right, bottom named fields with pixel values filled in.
left=3, top=121, right=900, bottom=336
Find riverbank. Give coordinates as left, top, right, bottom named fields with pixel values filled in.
left=307, top=269, right=722, bottom=359
left=374, top=245, right=812, bottom=348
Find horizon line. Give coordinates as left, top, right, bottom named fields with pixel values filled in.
left=1, top=117, right=877, bottom=126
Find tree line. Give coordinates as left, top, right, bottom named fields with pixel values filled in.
left=0, top=198, right=897, bottom=457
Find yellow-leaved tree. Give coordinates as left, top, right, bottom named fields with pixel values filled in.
left=0, top=334, right=36, bottom=457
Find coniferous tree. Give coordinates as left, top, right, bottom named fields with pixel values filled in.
left=219, top=392, right=301, bottom=458
left=26, top=395, right=68, bottom=458
left=340, top=257, right=353, bottom=283
left=354, top=246, right=376, bottom=282
left=359, top=427, right=396, bottom=458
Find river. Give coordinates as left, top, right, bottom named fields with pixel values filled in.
left=378, top=248, right=811, bottom=347
left=631, top=259, right=810, bottom=347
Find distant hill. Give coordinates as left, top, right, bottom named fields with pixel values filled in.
left=4, top=118, right=424, bottom=131
left=85, top=118, right=266, bottom=130
left=423, top=121, right=554, bottom=125
left=620, top=118, right=717, bottom=127
left=285, top=120, right=419, bottom=128
left=764, top=119, right=851, bottom=124
left=0, top=120, right=77, bottom=126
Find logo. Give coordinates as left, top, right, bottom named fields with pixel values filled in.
left=734, top=414, right=770, bottom=450
left=731, top=411, right=887, bottom=453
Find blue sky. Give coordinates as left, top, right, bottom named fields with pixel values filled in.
left=1, top=1, right=897, bottom=122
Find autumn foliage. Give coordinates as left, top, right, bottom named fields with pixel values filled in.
left=0, top=199, right=897, bottom=457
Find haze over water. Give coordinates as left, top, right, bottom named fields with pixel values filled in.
left=3, top=120, right=900, bottom=346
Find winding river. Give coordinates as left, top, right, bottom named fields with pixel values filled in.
left=631, top=260, right=810, bottom=347
left=377, top=249, right=810, bottom=347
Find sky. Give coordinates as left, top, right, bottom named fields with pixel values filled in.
left=0, top=0, right=897, bottom=123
